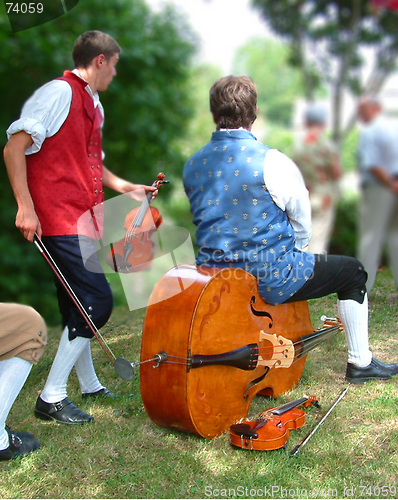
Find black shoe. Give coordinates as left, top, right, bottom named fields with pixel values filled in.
left=5, top=425, right=35, bottom=440
left=346, top=357, right=398, bottom=384
left=34, top=396, right=94, bottom=424
left=82, top=388, right=116, bottom=399
left=0, top=429, right=40, bottom=461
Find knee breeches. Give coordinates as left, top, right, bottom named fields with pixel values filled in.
left=42, top=236, right=113, bottom=340
left=286, top=254, right=368, bottom=304
left=0, top=303, right=47, bottom=364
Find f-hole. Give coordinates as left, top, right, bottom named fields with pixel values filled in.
left=250, top=296, right=273, bottom=329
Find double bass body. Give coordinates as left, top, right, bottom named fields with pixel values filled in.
left=140, top=265, right=315, bottom=439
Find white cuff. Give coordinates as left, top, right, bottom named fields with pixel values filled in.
left=7, top=118, right=47, bottom=155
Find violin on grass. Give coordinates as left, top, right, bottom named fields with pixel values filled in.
left=230, top=396, right=319, bottom=451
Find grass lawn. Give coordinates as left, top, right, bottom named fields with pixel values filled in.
left=1, top=268, right=397, bottom=499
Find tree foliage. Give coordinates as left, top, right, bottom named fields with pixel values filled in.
left=0, top=0, right=196, bottom=320
left=233, top=37, right=305, bottom=127
left=251, top=0, right=398, bottom=142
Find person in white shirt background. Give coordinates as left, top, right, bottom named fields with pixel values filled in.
left=357, top=95, right=398, bottom=294
left=183, top=75, right=398, bottom=384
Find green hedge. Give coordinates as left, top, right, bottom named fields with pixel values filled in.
left=329, top=195, right=358, bottom=257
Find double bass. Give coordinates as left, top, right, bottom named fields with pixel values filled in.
left=140, top=265, right=341, bottom=439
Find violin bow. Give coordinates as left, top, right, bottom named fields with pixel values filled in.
left=290, top=386, right=349, bottom=457
left=33, top=233, right=135, bottom=381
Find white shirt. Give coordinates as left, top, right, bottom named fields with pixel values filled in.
left=6, top=69, right=103, bottom=156
left=264, top=148, right=312, bottom=250
left=358, top=115, right=398, bottom=185
left=218, top=129, right=311, bottom=248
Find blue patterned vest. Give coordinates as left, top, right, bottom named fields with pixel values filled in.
left=183, top=129, right=315, bottom=305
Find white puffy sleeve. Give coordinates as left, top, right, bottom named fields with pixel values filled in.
left=263, top=148, right=312, bottom=249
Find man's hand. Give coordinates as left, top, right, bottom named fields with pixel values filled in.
left=123, top=182, right=158, bottom=202
left=15, top=205, right=42, bottom=242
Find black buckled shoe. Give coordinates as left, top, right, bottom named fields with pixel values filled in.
left=0, top=429, right=40, bottom=461
left=34, top=396, right=94, bottom=424
left=82, top=388, right=116, bottom=399
left=5, top=425, right=35, bottom=440
left=346, top=357, right=398, bottom=384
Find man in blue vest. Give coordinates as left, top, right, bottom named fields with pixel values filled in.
left=183, top=75, right=398, bottom=384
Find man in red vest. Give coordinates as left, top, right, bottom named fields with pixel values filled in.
left=3, top=31, right=155, bottom=425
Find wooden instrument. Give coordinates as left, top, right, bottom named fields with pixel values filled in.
left=140, top=265, right=341, bottom=439
left=230, top=396, right=319, bottom=451
left=106, top=173, right=168, bottom=273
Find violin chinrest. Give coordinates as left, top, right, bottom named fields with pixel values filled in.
left=230, top=423, right=258, bottom=439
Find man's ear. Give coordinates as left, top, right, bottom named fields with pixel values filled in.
left=95, top=54, right=106, bottom=69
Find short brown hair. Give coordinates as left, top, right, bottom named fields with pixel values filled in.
left=210, top=75, right=257, bottom=130
left=72, top=30, right=121, bottom=68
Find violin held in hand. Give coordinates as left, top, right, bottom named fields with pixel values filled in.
left=106, top=172, right=168, bottom=273
left=230, top=395, right=319, bottom=451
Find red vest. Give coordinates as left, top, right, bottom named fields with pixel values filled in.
left=27, top=71, right=104, bottom=237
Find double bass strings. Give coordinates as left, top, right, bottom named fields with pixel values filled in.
left=137, top=324, right=340, bottom=369
left=257, top=324, right=340, bottom=358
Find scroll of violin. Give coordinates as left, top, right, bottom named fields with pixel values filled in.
left=140, top=265, right=342, bottom=439
left=106, top=172, right=168, bottom=273
left=230, top=395, right=319, bottom=451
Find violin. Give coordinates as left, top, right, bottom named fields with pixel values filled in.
left=230, top=396, right=319, bottom=451
left=106, top=173, right=168, bottom=273
left=140, top=265, right=342, bottom=438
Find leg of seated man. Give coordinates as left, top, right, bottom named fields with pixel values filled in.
left=284, top=254, right=398, bottom=383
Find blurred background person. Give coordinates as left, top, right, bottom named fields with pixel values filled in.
left=292, top=103, right=342, bottom=254
left=357, top=95, right=398, bottom=294
left=0, top=303, right=47, bottom=460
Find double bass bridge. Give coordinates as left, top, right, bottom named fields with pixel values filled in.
left=256, top=331, right=294, bottom=369
left=188, top=331, right=295, bottom=371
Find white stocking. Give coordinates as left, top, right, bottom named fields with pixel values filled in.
left=337, top=294, right=373, bottom=367
left=40, top=327, right=90, bottom=403
left=74, top=341, right=103, bottom=394
left=0, top=358, right=32, bottom=450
